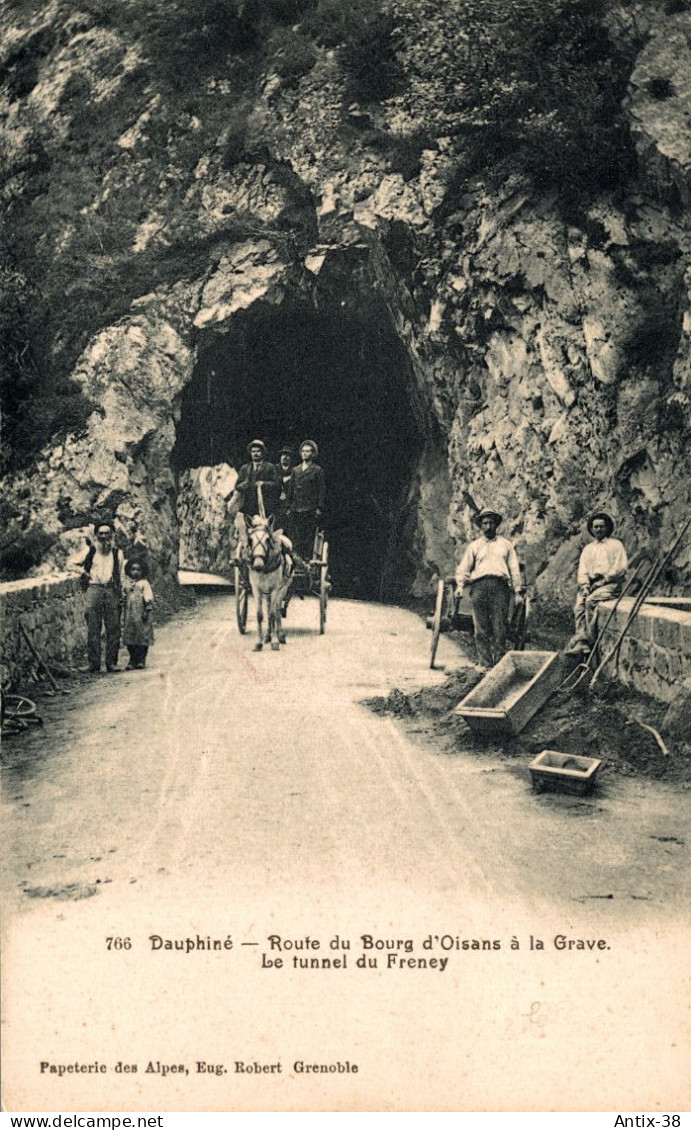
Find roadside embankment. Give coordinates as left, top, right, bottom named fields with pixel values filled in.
left=366, top=639, right=691, bottom=787
left=0, top=573, right=87, bottom=686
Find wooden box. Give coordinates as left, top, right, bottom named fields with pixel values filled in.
left=454, top=650, right=562, bottom=736
left=529, top=750, right=603, bottom=795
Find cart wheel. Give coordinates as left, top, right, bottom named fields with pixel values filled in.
left=430, top=578, right=446, bottom=669
left=2, top=694, right=37, bottom=718
left=234, top=564, right=248, bottom=635
left=319, top=542, right=329, bottom=635
left=1, top=693, right=41, bottom=735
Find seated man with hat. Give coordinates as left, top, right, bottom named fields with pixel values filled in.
left=286, top=439, right=326, bottom=562
left=568, top=511, right=627, bottom=653
left=454, top=508, right=524, bottom=669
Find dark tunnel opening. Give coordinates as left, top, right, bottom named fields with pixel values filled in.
left=171, top=300, right=425, bottom=600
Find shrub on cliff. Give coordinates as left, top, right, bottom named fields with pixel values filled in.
left=395, top=0, right=636, bottom=209
left=301, top=0, right=402, bottom=100
left=0, top=520, right=57, bottom=582
left=0, top=256, right=98, bottom=474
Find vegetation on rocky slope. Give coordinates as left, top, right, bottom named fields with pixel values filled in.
left=1, top=0, right=643, bottom=473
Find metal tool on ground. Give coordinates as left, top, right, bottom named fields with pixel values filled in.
left=559, top=559, right=648, bottom=692
left=627, top=719, right=669, bottom=757
left=590, top=517, right=691, bottom=688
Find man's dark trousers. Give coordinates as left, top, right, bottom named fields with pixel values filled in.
left=469, top=576, right=510, bottom=668
left=85, top=585, right=121, bottom=671
left=289, top=511, right=318, bottom=560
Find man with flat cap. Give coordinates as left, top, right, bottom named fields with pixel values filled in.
left=274, top=445, right=295, bottom=532
left=286, top=439, right=326, bottom=561
left=455, top=508, right=524, bottom=669
left=568, top=511, right=627, bottom=653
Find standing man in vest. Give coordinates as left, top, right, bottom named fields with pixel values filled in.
left=455, top=508, right=524, bottom=669
left=80, top=519, right=124, bottom=673
left=286, top=439, right=326, bottom=561
left=567, top=511, right=627, bottom=653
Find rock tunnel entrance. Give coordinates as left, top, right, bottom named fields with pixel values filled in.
left=172, top=299, right=426, bottom=600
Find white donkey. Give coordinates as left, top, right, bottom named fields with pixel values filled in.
left=245, top=514, right=294, bottom=651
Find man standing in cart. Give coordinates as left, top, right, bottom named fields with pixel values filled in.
left=454, top=508, right=524, bottom=669
left=274, top=445, right=295, bottom=532
left=286, top=439, right=326, bottom=562
left=567, top=510, right=627, bottom=654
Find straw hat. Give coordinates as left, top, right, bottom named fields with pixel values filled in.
left=474, top=508, right=503, bottom=528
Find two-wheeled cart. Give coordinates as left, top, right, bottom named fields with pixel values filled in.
left=427, top=576, right=531, bottom=669
left=286, top=528, right=331, bottom=635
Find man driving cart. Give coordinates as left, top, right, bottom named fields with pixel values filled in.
left=229, top=440, right=280, bottom=561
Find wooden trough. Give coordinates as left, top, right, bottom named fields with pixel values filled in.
left=529, top=750, right=603, bottom=796
left=455, top=650, right=562, bottom=736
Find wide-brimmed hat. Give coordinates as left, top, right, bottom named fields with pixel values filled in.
left=247, top=439, right=267, bottom=456
left=587, top=511, right=614, bottom=537
left=299, top=439, right=319, bottom=456
left=474, top=508, right=503, bottom=528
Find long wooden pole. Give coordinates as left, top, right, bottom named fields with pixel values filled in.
left=18, top=618, right=60, bottom=692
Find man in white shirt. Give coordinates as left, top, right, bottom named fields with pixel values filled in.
left=568, top=511, right=627, bottom=653
left=455, top=509, right=524, bottom=668
left=80, top=520, right=124, bottom=673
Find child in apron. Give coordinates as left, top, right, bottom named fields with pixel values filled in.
left=122, top=558, right=154, bottom=669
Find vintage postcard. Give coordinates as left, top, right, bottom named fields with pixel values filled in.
left=2, top=0, right=690, bottom=1115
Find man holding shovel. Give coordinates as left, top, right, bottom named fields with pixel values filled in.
left=567, top=511, right=627, bottom=654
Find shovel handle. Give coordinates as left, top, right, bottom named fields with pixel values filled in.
left=18, top=618, right=60, bottom=692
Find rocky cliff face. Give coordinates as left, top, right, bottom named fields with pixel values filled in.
left=2, top=0, right=689, bottom=610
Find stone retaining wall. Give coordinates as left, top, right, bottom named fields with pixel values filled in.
left=1, top=573, right=88, bottom=686
left=599, top=597, right=691, bottom=703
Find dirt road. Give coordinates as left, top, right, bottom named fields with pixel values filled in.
left=2, top=594, right=690, bottom=1111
